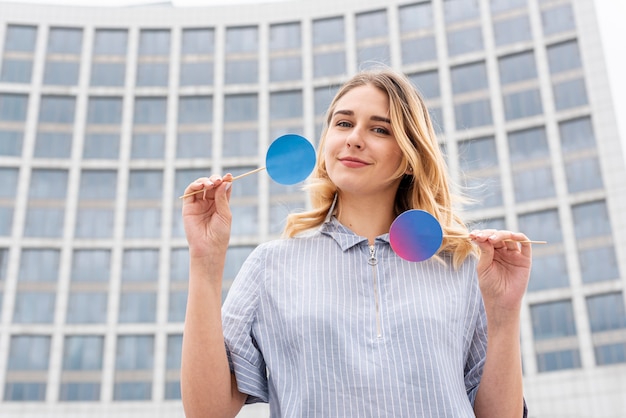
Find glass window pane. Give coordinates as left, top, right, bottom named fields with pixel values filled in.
left=459, top=136, right=498, bottom=171
left=72, top=250, right=111, bottom=282
left=531, top=300, right=577, bottom=340
left=0, top=130, right=23, bottom=156
left=83, top=133, right=120, bottom=159
left=313, top=51, right=346, bottom=78
left=138, top=29, right=170, bottom=56
left=571, top=200, right=611, bottom=239
left=115, top=335, right=154, bottom=370
left=134, top=97, right=167, bottom=125
left=90, top=62, right=126, bottom=87
left=43, top=61, right=79, bottom=86
left=222, top=129, right=258, bottom=157
left=224, top=246, right=254, bottom=280
left=409, top=71, right=440, bottom=99
left=122, top=249, right=159, bottom=282
left=499, top=51, right=537, bottom=84
left=0, top=167, right=20, bottom=198
left=399, top=2, right=433, bottom=31
left=13, top=292, right=56, bottom=323
left=595, top=343, right=626, bottom=366
left=118, top=292, right=157, bottom=323
left=225, top=26, right=257, bottom=54
left=444, top=0, right=480, bottom=23
left=542, top=4, right=576, bottom=36
left=168, top=291, right=187, bottom=322
left=451, top=62, right=488, bottom=94
left=454, top=99, right=492, bottom=129
left=312, top=17, right=344, bottom=46
left=8, top=335, right=50, bottom=370
left=166, top=334, right=183, bottom=369
left=579, top=246, right=619, bottom=284
left=230, top=205, right=258, bottom=236
left=170, top=248, right=189, bottom=282
left=270, top=22, right=300, bottom=50
left=59, top=383, right=100, bottom=401
left=547, top=40, right=582, bottom=74
left=34, top=132, right=72, bottom=159
left=537, top=349, right=581, bottom=372
left=508, top=127, right=549, bottom=162
left=270, top=56, right=301, bottom=82
left=94, top=29, right=127, bottom=55
left=48, top=27, right=82, bottom=54
left=586, top=293, right=626, bottom=332
left=66, top=293, right=107, bottom=323
left=357, top=45, right=390, bottom=68
left=518, top=209, right=562, bottom=243
left=503, top=89, right=543, bottom=120
left=554, top=78, right=588, bottom=110
left=29, top=169, right=68, bottom=199
left=79, top=170, right=117, bottom=200
left=4, top=25, right=37, bottom=52
left=565, top=157, right=603, bottom=193
left=124, top=208, right=161, bottom=238
left=0, top=94, right=29, bottom=121
left=177, top=132, right=211, bottom=158
left=127, top=170, right=163, bottom=200
left=87, top=97, right=123, bottom=125
left=181, top=28, right=214, bottom=55
left=493, top=15, right=531, bottom=46
left=179, top=96, right=212, bottom=124
left=19, top=249, right=59, bottom=282
left=356, top=10, right=388, bottom=40
left=131, top=133, right=165, bottom=160
left=113, top=382, right=151, bottom=401
left=136, top=62, right=169, bottom=87
left=1, top=59, right=33, bottom=83
left=527, top=253, right=569, bottom=291
left=270, top=91, right=303, bottom=120
left=447, top=26, right=483, bottom=56
left=180, top=61, right=213, bottom=86
left=39, top=96, right=75, bottom=123
left=560, top=117, right=596, bottom=152
left=224, top=94, right=257, bottom=122
left=224, top=59, right=258, bottom=84
left=24, top=208, right=64, bottom=238
left=513, top=167, right=555, bottom=202
left=75, top=208, right=114, bottom=239
left=491, top=0, right=526, bottom=13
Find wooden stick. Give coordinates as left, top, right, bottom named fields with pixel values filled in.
left=443, top=235, right=546, bottom=244
left=178, top=167, right=266, bottom=199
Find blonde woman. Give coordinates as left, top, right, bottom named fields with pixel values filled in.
left=181, top=69, right=530, bottom=418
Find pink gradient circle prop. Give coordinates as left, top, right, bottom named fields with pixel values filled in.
left=389, top=209, right=443, bottom=262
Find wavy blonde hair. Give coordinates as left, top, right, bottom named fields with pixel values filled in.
left=283, top=68, right=477, bottom=268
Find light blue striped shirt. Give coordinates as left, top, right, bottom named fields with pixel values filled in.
left=222, top=217, right=492, bottom=417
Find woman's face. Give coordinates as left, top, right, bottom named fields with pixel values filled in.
left=324, top=84, right=405, bottom=198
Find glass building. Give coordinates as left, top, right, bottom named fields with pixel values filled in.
left=0, top=0, right=624, bottom=416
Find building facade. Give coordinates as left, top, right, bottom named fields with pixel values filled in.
left=0, top=0, right=624, bottom=416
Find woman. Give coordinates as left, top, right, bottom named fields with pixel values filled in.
left=181, top=69, right=530, bottom=417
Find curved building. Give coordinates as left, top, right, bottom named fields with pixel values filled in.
left=0, top=0, right=625, bottom=416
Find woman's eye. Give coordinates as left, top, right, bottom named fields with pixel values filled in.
left=373, top=127, right=389, bottom=135
left=337, top=121, right=352, bottom=127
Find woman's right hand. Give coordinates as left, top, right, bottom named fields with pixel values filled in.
left=182, top=174, right=234, bottom=260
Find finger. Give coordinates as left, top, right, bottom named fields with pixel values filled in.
left=213, top=174, right=233, bottom=215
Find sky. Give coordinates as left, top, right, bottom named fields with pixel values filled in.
left=1, top=0, right=624, bottom=157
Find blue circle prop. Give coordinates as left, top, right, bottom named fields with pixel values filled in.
left=389, top=210, right=443, bottom=262
left=266, top=134, right=316, bottom=185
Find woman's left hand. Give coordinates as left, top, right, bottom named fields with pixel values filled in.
left=470, top=230, right=532, bottom=325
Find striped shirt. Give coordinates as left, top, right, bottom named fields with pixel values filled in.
left=222, top=217, right=499, bottom=417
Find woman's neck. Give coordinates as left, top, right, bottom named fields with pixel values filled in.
left=335, top=193, right=397, bottom=244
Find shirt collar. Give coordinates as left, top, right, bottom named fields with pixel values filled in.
left=319, top=216, right=391, bottom=251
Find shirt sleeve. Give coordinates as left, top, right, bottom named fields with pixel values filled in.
left=222, top=245, right=269, bottom=404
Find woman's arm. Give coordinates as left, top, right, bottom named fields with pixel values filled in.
left=180, top=174, right=247, bottom=418
left=470, top=229, right=531, bottom=418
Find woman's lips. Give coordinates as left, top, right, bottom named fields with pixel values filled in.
left=339, top=157, right=369, bottom=168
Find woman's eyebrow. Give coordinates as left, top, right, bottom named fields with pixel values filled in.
left=332, top=109, right=391, bottom=124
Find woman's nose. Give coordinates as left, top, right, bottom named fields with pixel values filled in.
left=346, top=128, right=364, bottom=149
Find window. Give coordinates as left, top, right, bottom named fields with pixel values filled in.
left=559, top=117, right=596, bottom=152
left=134, top=97, right=166, bottom=125
left=447, top=27, right=483, bottom=56
left=83, top=133, right=120, bottom=159
left=138, top=29, right=170, bottom=56
left=225, top=26, right=257, bottom=54
left=75, top=170, right=116, bottom=238
left=409, top=71, right=440, bottom=99
left=493, top=15, right=531, bottom=46
left=125, top=170, right=163, bottom=238
left=5, top=336, right=50, bottom=401
left=224, top=246, right=254, bottom=280
left=565, top=157, right=603, bottom=193
left=454, top=99, right=492, bottom=129
left=499, top=51, right=537, bottom=84
left=181, top=28, right=214, bottom=54
left=512, top=166, right=555, bottom=202
left=136, top=62, right=169, bottom=87
left=508, top=127, right=549, bottom=163
left=87, top=97, right=123, bottom=125
left=270, top=56, right=301, bottom=82
left=355, top=10, right=388, bottom=40
left=93, top=29, right=127, bottom=55
left=399, top=2, right=434, bottom=31
left=33, top=132, right=72, bottom=159
left=542, top=4, right=576, bottom=36
left=180, top=61, right=213, bottom=86
left=532, top=300, right=577, bottom=339
left=0, top=94, right=28, bottom=121
left=169, top=291, right=187, bottom=323
left=547, top=41, right=582, bottom=74
left=66, top=292, right=107, bottom=324
left=19, top=249, right=60, bottom=282
left=503, top=89, right=543, bottom=120
left=224, top=59, right=258, bottom=84
left=48, top=27, right=82, bottom=54
left=459, top=136, right=498, bottom=171
left=122, top=249, right=159, bottom=282
left=224, top=94, right=257, bottom=123
left=71, top=250, right=111, bottom=282
left=43, top=61, right=79, bottom=86
left=0, top=168, right=18, bottom=235
left=270, top=22, right=300, bottom=50
left=178, top=96, right=212, bottom=124
left=527, top=254, right=569, bottom=291
left=170, top=248, right=189, bottom=282
left=118, top=292, right=156, bottom=323
left=114, top=335, right=153, bottom=401
left=13, top=292, right=56, bottom=323
left=313, top=51, right=346, bottom=78
left=39, top=95, right=76, bottom=124
left=490, top=0, right=526, bottom=13
left=587, top=293, right=626, bottom=366
left=0, top=130, right=23, bottom=156
left=270, top=91, right=303, bottom=121
left=3, top=25, right=37, bottom=52
left=312, top=17, right=344, bottom=46
left=451, top=62, right=488, bottom=94
left=164, top=334, right=183, bottom=399
left=579, top=246, right=619, bottom=284
left=1, top=59, right=33, bottom=83
left=24, top=169, right=68, bottom=238
left=554, top=78, right=588, bottom=110
left=91, top=62, right=126, bottom=87
left=444, top=0, right=480, bottom=23
left=571, top=200, right=611, bottom=239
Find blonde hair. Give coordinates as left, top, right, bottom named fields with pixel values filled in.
left=283, top=68, right=477, bottom=268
